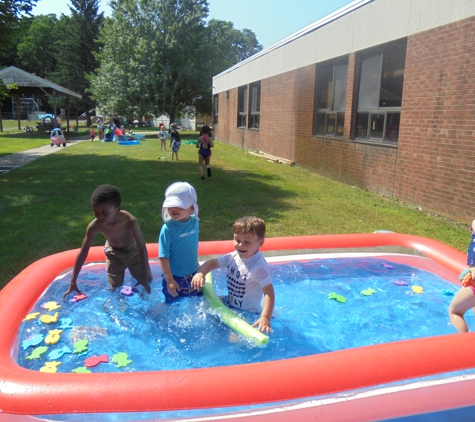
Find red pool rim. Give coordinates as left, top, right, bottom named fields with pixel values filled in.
left=1, top=233, right=474, bottom=416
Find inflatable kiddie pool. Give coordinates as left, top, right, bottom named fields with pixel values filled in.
left=2, top=233, right=475, bottom=421
left=117, top=140, right=140, bottom=146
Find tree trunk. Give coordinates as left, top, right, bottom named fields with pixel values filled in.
left=169, top=111, right=176, bottom=125
left=85, top=110, right=92, bottom=127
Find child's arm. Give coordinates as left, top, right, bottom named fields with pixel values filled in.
left=159, top=257, right=181, bottom=297
left=130, top=217, right=152, bottom=293
left=252, top=284, right=275, bottom=333
left=191, top=258, right=219, bottom=290
left=468, top=219, right=475, bottom=279
left=63, top=222, right=97, bottom=299
left=196, top=137, right=201, bottom=148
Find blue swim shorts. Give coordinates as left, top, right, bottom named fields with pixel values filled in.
left=161, top=273, right=202, bottom=302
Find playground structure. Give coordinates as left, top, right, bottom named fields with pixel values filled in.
left=36, top=114, right=62, bottom=134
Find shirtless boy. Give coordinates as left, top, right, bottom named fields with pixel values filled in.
left=63, top=184, right=152, bottom=298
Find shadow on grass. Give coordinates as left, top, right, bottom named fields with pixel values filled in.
left=0, top=151, right=296, bottom=289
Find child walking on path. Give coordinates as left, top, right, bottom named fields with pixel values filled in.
left=158, top=182, right=201, bottom=302
left=158, top=127, right=167, bottom=151
left=449, top=219, right=475, bottom=332
left=191, top=216, right=275, bottom=333
left=196, top=125, right=214, bottom=179
left=169, top=123, right=181, bottom=160
left=63, top=184, right=152, bottom=299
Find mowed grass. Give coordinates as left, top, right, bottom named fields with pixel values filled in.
left=0, top=120, right=93, bottom=157
left=0, top=133, right=470, bottom=289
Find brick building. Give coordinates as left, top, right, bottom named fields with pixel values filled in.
left=212, top=0, right=475, bottom=224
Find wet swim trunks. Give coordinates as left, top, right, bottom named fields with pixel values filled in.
left=104, top=241, right=152, bottom=288
left=161, top=272, right=203, bottom=302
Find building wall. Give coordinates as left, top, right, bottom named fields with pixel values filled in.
left=213, top=0, right=475, bottom=93
left=394, top=17, right=475, bottom=221
left=213, top=1, right=475, bottom=224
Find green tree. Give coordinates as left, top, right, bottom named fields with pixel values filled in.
left=17, top=14, right=60, bottom=78
left=195, top=19, right=261, bottom=115
left=0, top=15, right=33, bottom=69
left=0, top=81, right=17, bottom=107
left=91, top=0, right=261, bottom=123
left=53, top=0, right=104, bottom=125
left=0, top=0, right=36, bottom=60
left=207, top=19, right=262, bottom=75
left=92, top=0, right=210, bottom=124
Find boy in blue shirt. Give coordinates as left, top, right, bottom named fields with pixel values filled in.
left=158, top=182, right=201, bottom=302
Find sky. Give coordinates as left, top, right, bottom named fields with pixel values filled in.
left=31, top=0, right=354, bottom=49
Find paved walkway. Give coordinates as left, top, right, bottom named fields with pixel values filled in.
left=0, top=136, right=88, bottom=174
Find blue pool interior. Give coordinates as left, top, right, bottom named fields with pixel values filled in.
left=12, top=253, right=475, bottom=421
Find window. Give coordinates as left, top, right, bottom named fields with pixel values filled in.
left=314, top=59, right=348, bottom=137
left=213, top=94, right=218, bottom=125
left=237, top=85, right=247, bottom=128
left=355, top=40, right=406, bottom=143
left=248, top=81, right=261, bottom=129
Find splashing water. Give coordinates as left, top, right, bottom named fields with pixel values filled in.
left=16, top=256, right=464, bottom=373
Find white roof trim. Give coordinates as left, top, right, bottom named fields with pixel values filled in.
left=213, top=0, right=373, bottom=79
left=0, top=66, right=82, bottom=99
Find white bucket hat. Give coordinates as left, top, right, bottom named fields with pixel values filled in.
left=162, top=182, right=199, bottom=222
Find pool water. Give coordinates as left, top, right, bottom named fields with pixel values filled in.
left=15, top=255, right=466, bottom=374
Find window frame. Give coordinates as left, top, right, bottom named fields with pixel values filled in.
left=212, top=94, right=218, bottom=125
left=237, top=85, right=247, bottom=128
left=313, top=58, right=348, bottom=138
left=248, top=81, right=261, bottom=130
left=354, top=39, right=406, bottom=144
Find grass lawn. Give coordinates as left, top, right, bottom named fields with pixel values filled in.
left=0, top=133, right=470, bottom=289
left=0, top=120, right=190, bottom=157
left=0, top=120, right=98, bottom=157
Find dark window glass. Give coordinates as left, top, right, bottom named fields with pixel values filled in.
left=370, top=113, right=385, bottom=140
left=355, top=40, right=406, bottom=143
left=386, top=112, right=400, bottom=142
left=356, top=112, right=369, bottom=138
left=249, top=81, right=261, bottom=129
left=380, top=47, right=405, bottom=108
left=314, top=59, right=348, bottom=137
left=213, top=94, right=218, bottom=125
left=237, top=85, right=247, bottom=128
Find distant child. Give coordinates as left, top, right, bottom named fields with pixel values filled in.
left=169, top=123, right=181, bottom=160
left=63, top=184, right=152, bottom=299
left=449, top=219, right=475, bottom=332
left=196, top=124, right=214, bottom=180
left=191, top=216, right=275, bottom=333
left=97, top=118, right=104, bottom=141
left=159, top=182, right=201, bottom=302
left=104, top=124, right=112, bottom=142
left=90, top=126, right=95, bottom=142
left=158, top=127, right=167, bottom=151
